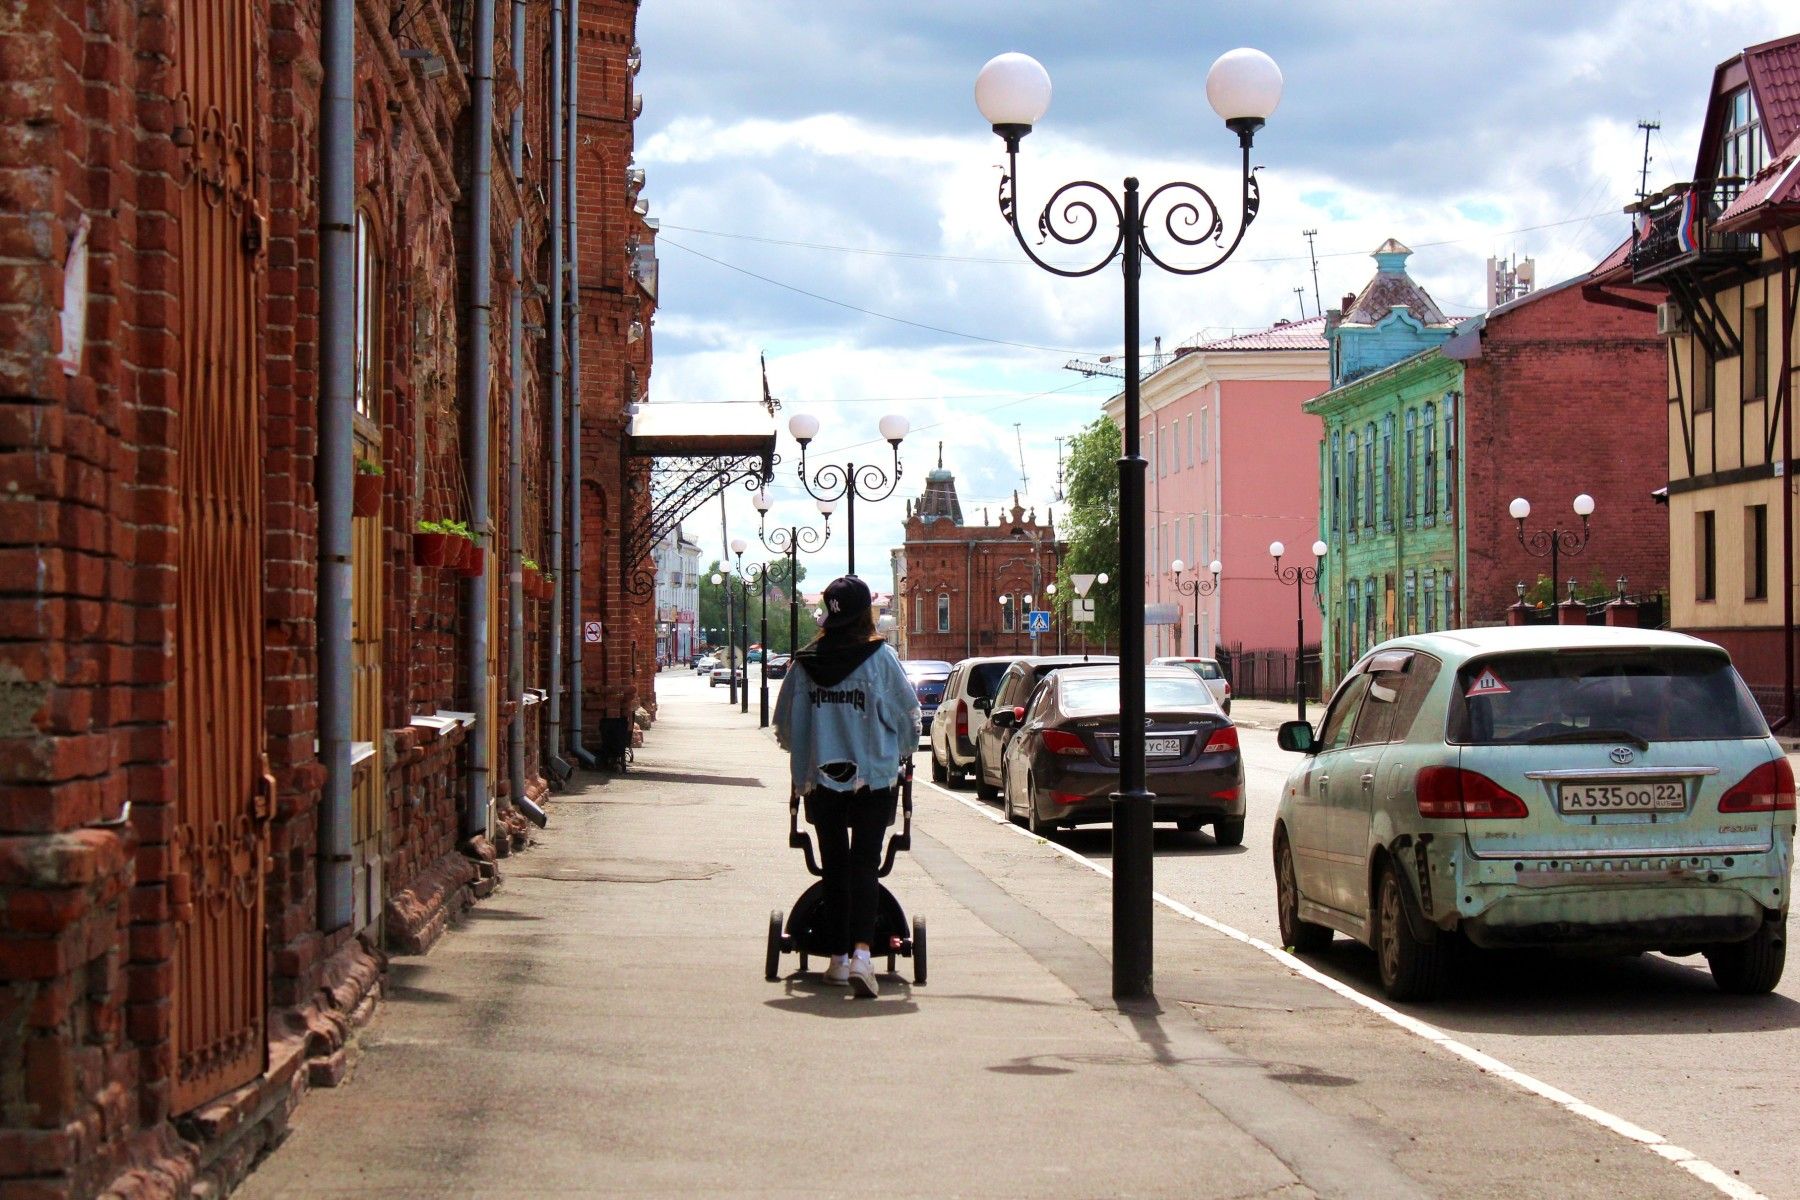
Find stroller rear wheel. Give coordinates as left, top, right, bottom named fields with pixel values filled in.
left=913, top=915, right=927, bottom=986
left=765, top=909, right=784, bottom=981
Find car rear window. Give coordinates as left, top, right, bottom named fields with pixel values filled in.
left=1447, top=648, right=1767, bottom=745
left=1060, top=675, right=1213, bottom=711
left=965, top=663, right=1009, bottom=699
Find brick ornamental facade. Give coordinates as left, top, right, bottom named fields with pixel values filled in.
left=0, top=1, right=654, bottom=1195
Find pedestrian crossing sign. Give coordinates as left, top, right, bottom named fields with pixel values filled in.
left=1027, top=610, right=1051, bottom=635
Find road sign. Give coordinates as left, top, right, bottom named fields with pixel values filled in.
left=1143, top=602, right=1180, bottom=626
left=1027, top=610, right=1051, bottom=635
left=1072, top=573, right=1097, bottom=597
left=1072, top=598, right=1096, bottom=624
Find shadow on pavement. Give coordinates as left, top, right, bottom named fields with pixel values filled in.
left=765, top=976, right=920, bottom=1017
left=1052, top=827, right=1251, bottom=859
left=607, top=769, right=767, bottom=788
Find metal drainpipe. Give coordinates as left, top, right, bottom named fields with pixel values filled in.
left=460, top=0, right=496, bottom=842
left=543, top=0, right=570, bottom=782
left=506, top=0, right=544, bottom=826
left=566, top=0, right=596, bottom=769
left=315, top=0, right=353, bottom=930
left=1772, top=229, right=1796, bottom=732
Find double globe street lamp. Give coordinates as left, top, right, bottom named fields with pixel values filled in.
left=787, top=413, right=910, bottom=576
left=1510, top=493, right=1595, bottom=601
left=753, top=488, right=834, bottom=710
left=1169, top=558, right=1222, bottom=658
left=977, top=44, right=1281, bottom=1001
left=1271, top=540, right=1328, bottom=723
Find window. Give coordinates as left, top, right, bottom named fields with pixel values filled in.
left=1000, top=595, right=1016, bottom=632
left=1422, top=402, right=1438, bottom=520
left=1696, top=511, right=1716, bottom=601
left=911, top=591, right=922, bottom=633
left=1747, top=305, right=1768, bottom=401
left=937, top=592, right=951, bottom=632
left=1443, top=571, right=1454, bottom=628
left=1158, top=425, right=1167, bottom=476
left=1174, top=418, right=1183, bottom=472
left=1716, top=86, right=1764, bottom=183
left=1330, top=431, right=1341, bottom=534
left=1381, top=415, right=1394, bottom=531
left=1187, top=416, right=1195, bottom=468
left=1746, top=504, right=1767, bottom=601
left=1318, top=673, right=1373, bottom=752
left=1364, top=575, right=1377, bottom=647
left=1347, top=580, right=1360, bottom=659
left=1347, top=431, right=1360, bottom=538
left=1423, top=570, right=1436, bottom=633
left=1199, top=407, right=1210, bottom=462
left=1363, top=424, right=1376, bottom=528
left=1403, top=410, right=1417, bottom=523
left=1404, top=570, right=1417, bottom=635
left=353, top=211, right=381, bottom=421
left=1697, top=346, right=1715, bottom=413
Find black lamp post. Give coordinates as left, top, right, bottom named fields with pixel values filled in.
left=1510, top=493, right=1595, bottom=600
left=730, top=539, right=773, bottom=720
left=977, top=45, right=1281, bottom=1001
left=1271, top=539, right=1327, bottom=723
left=1170, top=558, right=1222, bottom=657
left=753, top=489, right=833, bottom=722
left=787, top=413, right=909, bottom=576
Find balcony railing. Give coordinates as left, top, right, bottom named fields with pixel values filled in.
left=1628, top=182, right=1759, bottom=282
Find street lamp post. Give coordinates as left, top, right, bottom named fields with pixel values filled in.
left=787, top=413, right=909, bottom=576
left=753, top=489, right=833, bottom=718
left=1271, top=540, right=1328, bottom=723
left=1510, top=494, right=1595, bottom=600
left=730, top=538, right=769, bottom=719
left=978, top=45, right=1281, bottom=1000
left=1170, top=558, right=1222, bottom=657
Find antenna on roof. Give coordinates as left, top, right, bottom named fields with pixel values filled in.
left=1636, top=119, right=1661, bottom=201
left=1013, top=423, right=1030, bottom=496
left=1052, top=436, right=1067, bottom=502
left=1293, top=286, right=1306, bottom=320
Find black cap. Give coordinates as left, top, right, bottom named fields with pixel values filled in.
left=820, top=575, right=872, bottom=631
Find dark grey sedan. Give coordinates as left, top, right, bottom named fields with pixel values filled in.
left=994, top=665, right=1244, bottom=842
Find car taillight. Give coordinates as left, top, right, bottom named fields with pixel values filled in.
left=1222, top=681, right=1232, bottom=697
left=955, top=701, right=968, bottom=739
left=1202, top=726, right=1239, bottom=754
left=1719, top=757, right=1797, bottom=812
left=1041, top=729, right=1090, bottom=757
left=1050, top=790, right=1086, bottom=805
left=1415, top=766, right=1527, bottom=819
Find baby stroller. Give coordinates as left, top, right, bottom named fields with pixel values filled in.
left=765, top=763, right=926, bottom=986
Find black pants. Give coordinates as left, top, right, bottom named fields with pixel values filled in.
left=805, top=785, right=896, bottom=954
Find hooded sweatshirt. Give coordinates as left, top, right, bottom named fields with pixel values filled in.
left=773, top=637, right=921, bottom=795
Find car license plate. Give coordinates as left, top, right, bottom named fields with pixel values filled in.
left=1105, top=737, right=1184, bottom=757
left=1557, top=780, right=1684, bottom=813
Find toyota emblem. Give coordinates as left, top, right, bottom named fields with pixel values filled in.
left=1609, top=746, right=1635, bottom=764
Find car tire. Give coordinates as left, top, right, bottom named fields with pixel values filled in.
left=930, top=753, right=947, bottom=784
left=1211, top=817, right=1245, bottom=847
left=1026, top=777, right=1056, bottom=837
left=1373, top=863, right=1451, bottom=1002
left=1275, top=832, right=1333, bottom=955
left=976, top=757, right=999, bottom=802
left=1705, top=918, right=1786, bottom=994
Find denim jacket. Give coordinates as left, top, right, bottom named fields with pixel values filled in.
left=773, top=640, right=920, bottom=795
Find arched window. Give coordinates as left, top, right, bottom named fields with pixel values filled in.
left=1000, top=594, right=1016, bottom=633
left=1422, top=402, right=1438, bottom=520
left=937, top=592, right=951, bottom=633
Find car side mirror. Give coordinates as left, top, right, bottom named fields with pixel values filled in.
left=989, top=708, right=1017, bottom=729
left=1277, top=720, right=1317, bottom=754
left=973, top=696, right=992, bottom=712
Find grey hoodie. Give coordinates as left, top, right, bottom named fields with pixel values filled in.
left=773, top=639, right=921, bottom=795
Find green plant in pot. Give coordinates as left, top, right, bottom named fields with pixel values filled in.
left=413, top=518, right=454, bottom=567
left=352, top=458, right=384, bottom=518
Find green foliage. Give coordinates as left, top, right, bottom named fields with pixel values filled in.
left=355, top=458, right=383, bottom=476
left=1054, top=417, right=1122, bottom=642
left=522, top=556, right=540, bottom=572
left=1520, top=571, right=1618, bottom=608
left=698, top=555, right=819, bottom=652
left=417, top=518, right=447, bottom=534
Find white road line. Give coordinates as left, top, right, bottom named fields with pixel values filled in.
left=915, top=771, right=1768, bottom=1200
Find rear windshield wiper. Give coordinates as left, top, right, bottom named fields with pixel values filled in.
left=1523, top=726, right=1651, bottom=751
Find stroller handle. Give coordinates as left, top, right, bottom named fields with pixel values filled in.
left=787, top=759, right=915, bottom=880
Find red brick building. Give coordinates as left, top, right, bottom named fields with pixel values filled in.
left=891, top=454, right=1063, bottom=662
left=1454, top=269, right=1670, bottom=620
left=0, top=1, right=654, bottom=1195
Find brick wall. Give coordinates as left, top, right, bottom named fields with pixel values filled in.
left=898, top=500, right=1062, bottom=663
left=1460, top=284, right=1669, bottom=623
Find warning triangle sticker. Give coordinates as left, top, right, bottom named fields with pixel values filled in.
left=1465, top=668, right=1510, bottom=698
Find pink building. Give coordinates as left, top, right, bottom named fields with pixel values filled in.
left=1104, top=318, right=1331, bottom=661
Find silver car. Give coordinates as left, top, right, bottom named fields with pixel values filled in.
left=1274, top=626, right=1792, bottom=1000
left=1151, top=656, right=1231, bottom=714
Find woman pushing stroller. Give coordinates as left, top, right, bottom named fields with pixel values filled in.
left=772, top=576, right=920, bottom=997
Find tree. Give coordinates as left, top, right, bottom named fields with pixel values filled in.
left=1053, top=416, right=1122, bottom=643
left=697, top=556, right=819, bottom=652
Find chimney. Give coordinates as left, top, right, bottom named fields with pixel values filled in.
left=1342, top=292, right=1356, bottom=312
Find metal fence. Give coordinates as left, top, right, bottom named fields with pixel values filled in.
left=1217, top=643, right=1323, bottom=704
left=1512, top=592, right=1668, bottom=630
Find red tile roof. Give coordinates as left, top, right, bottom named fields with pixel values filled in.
left=1717, top=132, right=1800, bottom=230
left=1746, top=33, right=1800, bottom=159
left=1190, top=314, right=1329, bottom=352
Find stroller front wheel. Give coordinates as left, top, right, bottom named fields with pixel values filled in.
left=912, top=915, right=927, bottom=986
left=765, top=908, right=784, bottom=981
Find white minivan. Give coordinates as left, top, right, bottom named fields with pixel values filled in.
left=1151, top=656, right=1231, bottom=714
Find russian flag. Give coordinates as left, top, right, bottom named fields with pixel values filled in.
left=1676, top=190, right=1700, bottom=254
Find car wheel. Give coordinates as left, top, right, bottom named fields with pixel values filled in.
left=1373, top=863, right=1451, bottom=1001
left=1025, top=777, right=1056, bottom=837
left=975, top=755, right=999, bottom=802
left=1275, top=832, right=1332, bottom=955
left=1705, top=918, right=1786, bottom=994
left=1211, top=818, right=1245, bottom=847
left=930, top=753, right=947, bottom=784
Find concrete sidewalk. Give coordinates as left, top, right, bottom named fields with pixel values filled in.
left=238, top=683, right=1713, bottom=1199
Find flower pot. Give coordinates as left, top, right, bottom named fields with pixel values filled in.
left=352, top=474, right=382, bottom=518
left=441, top=536, right=467, bottom=569
left=456, top=544, right=485, bottom=577
left=413, top=532, right=452, bottom=567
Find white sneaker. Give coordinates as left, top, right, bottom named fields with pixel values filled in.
left=821, top=956, right=850, bottom=986
left=848, top=954, right=879, bottom=998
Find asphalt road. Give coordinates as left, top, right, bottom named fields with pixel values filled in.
left=911, top=699, right=1799, bottom=1200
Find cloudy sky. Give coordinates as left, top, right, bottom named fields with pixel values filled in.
left=635, top=0, right=1791, bottom=594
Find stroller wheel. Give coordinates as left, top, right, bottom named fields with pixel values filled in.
left=765, top=909, right=784, bottom=981
left=912, top=915, right=927, bottom=986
